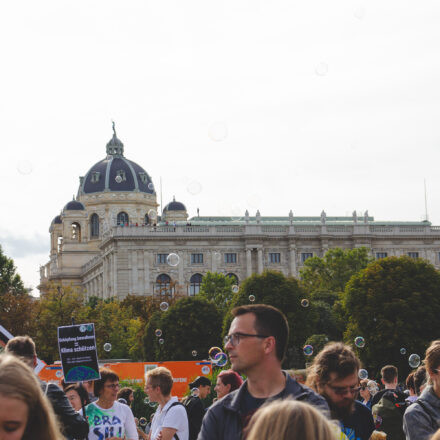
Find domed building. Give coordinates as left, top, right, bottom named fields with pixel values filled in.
left=40, top=126, right=440, bottom=298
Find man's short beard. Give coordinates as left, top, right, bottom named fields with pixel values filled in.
left=322, top=392, right=355, bottom=420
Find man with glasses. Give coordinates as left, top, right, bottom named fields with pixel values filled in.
left=198, top=304, right=328, bottom=440
left=306, top=342, right=375, bottom=440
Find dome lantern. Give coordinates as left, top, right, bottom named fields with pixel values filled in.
left=106, top=121, right=124, bottom=157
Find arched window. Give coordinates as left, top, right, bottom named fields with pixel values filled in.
left=189, top=273, right=203, bottom=296
left=117, top=212, right=129, bottom=226
left=155, top=274, right=174, bottom=295
left=226, top=273, right=239, bottom=285
left=71, top=223, right=81, bottom=242
left=90, top=214, right=99, bottom=238
left=144, top=213, right=149, bottom=225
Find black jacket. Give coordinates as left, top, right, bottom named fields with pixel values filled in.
left=42, top=382, right=89, bottom=439
left=184, top=396, right=205, bottom=440
left=197, top=372, right=329, bottom=440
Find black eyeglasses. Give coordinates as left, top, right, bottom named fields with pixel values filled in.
left=327, top=384, right=361, bottom=396
left=223, top=332, right=269, bottom=347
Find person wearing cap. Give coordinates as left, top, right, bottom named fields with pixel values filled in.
left=184, top=376, right=211, bottom=440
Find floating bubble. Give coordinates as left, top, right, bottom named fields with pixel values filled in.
left=409, top=354, right=421, bottom=369
left=231, top=285, right=239, bottom=294
left=17, top=160, right=33, bottom=175
left=187, top=181, right=203, bottom=195
left=301, top=299, right=309, bottom=308
left=191, top=388, right=200, bottom=397
left=248, top=295, right=256, bottom=302
left=55, top=370, right=63, bottom=378
left=103, top=343, right=112, bottom=352
left=143, top=397, right=150, bottom=405
left=79, top=325, right=86, bottom=333
left=149, top=401, right=157, bottom=408
left=159, top=338, right=164, bottom=345
left=213, top=352, right=228, bottom=367
left=160, top=302, right=169, bottom=312
left=155, top=329, right=162, bottom=337
left=303, top=345, right=313, bottom=356
left=148, top=209, right=157, bottom=221
left=115, top=175, right=123, bottom=183
left=148, top=182, right=154, bottom=191
left=358, top=369, right=368, bottom=380
left=354, top=336, right=365, bottom=348
left=139, top=417, right=147, bottom=427
left=400, top=348, right=407, bottom=355
left=192, top=350, right=198, bottom=357
left=167, top=253, right=180, bottom=267
left=208, top=122, right=228, bottom=142
left=315, top=62, right=329, bottom=76
left=209, top=346, right=222, bottom=360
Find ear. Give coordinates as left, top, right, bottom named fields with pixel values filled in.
left=263, top=336, right=276, bottom=356
left=381, top=378, right=385, bottom=386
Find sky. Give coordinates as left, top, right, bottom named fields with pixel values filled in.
left=1, top=0, right=440, bottom=294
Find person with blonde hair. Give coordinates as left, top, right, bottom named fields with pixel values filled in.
left=0, top=353, right=64, bottom=440
left=403, top=340, right=440, bottom=439
left=245, top=399, right=341, bottom=440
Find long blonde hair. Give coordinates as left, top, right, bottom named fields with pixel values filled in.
left=0, top=354, right=63, bottom=440
left=245, top=399, right=338, bottom=440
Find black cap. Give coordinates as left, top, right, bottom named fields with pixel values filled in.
left=189, top=376, right=211, bottom=388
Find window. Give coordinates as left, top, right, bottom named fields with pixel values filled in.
left=376, top=252, right=387, bottom=259
left=117, top=212, right=129, bottom=226
left=269, top=253, right=281, bottom=263
left=191, top=253, right=204, bottom=264
left=189, top=273, right=203, bottom=296
left=139, top=172, right=148, bottom=184
left=145, top=213, right=149, bottom=225
left=71, top=223, right=81, bottom=242
left=408, top=252, right=419, bottom=259
left=90, top=214, right=99, bottom=238
left=116, top=170, right=126, bottom=182
left=155, top=274, right=174, bottom=295
left=226, top=273, right=239, bottom=284
left=157, top=254, right=169, bottom=264
left=301, top=252, right=313, bottom=263
left=91, top=171, right=100, bottom=183
left=224, top=253, right=237, bottom=264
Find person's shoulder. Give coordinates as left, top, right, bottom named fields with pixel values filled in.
left=285, top=376, right=328, bottom=409
left=354, top=399, right=373, bottom=415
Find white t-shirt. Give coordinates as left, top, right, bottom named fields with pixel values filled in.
left=85, top=401, right=139, bottom=440
left=150, top=397, right=189, bottom=440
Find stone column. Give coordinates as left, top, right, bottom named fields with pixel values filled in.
left=246, top=249, right=252, bottom=277
left=132, top=250, right=138, bottom=294
left=102, top=256, right=108, bottom=298
left=127, top=252, right=132, bottom=294
left=290, top=246, right=297, bottom=277
left=257, top=248, right=263, bottom=274
left=113, top=251, right=118, bottom=296
left=143, top=250, right=150, bottom=295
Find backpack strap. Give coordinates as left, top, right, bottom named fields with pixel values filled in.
left=164, top=401, right=184, bottom=440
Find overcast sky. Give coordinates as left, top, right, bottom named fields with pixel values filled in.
left=1, top=0, right=440, bottom=294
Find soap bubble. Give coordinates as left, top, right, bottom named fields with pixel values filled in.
left=159, top=338, right=164, bottom=345
left=149, top=401, right=157, bottom=408
left=191, top=388, right=200, bottom=397
left=208, top=122, right=228, bottom=142
left=79, top=325, right=86, bottom=333
left=160, top=302, right=169, bottom=312
left=148, top=182, right=154, bottom=191
left=103, top=343, right=112, bottom=352
left=17, top=160, right=33, bottom=175
left=355, top=336, right=365, bottom=348
left=400, top=348, right=407, bottom=355
left=358, top=369, right=369, bottom=380
left=409, top=354, right=421, bottom=369
left=209, top=347, right=222, bottom=360
left=213, top=352, right=228, bottom=367
left=143, top=397, right=150, bottom=405
left=232, top=285, right=239, bottom=294
left=315, top=62, right=329, bottom=76
left=167, top=253, right=180, bottom=267
left=115, top=175, right=122, bottom=183
left=301, top=299, right=309, bottom=308
left=192, top=350, right=197, bottom=357
left=148, top=209, right=157, bottom=221
left=187, top=181, right=203, bottom=195
left=139, top=417, right=147, bottom=427
left=248, top=295, right=256, bottom=302
left=155, top=329, right=162, bottom=337
left=303, top=345, right=313, bottom=356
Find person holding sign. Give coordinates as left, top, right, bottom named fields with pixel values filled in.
left=85, top=368, right=138, bottom=440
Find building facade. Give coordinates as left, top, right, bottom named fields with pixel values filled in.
left=39, top=128, right=440, bottom=298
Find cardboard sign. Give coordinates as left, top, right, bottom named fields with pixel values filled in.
left=57, top=323, right=100, bottom=383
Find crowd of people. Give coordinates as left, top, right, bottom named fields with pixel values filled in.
left=1, top=304, right=440, bottom=439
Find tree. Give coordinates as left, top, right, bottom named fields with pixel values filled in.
left=0, top=292, right=38, bottom=336
left=198, top=272, right=234, bottom=314
left=143, top=297, right=223, bottom=361
left=0, top=244, right=27, bottom=295
left=300, top=247, right=372, bottom=295
left=341, top=256, right=440, bottom=377
left=224, top=270, right=317, bottom=369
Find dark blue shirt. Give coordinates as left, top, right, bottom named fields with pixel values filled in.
left=340, top=400, right=375, bottom=440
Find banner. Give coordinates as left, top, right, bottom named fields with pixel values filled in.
left=57, top=323, right=100, bottom=383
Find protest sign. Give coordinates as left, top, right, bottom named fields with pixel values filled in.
left=58, top=323, right=100, bottom=383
